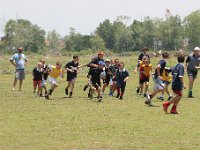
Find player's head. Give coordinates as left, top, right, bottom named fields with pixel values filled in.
left=98, top=61, right=105, bottom=69
left=162, top=52, right=170, bottom=59
left=177, top=54, right=185, bottom=63
left=119, top=62, right=124, bottom=70
left=56, top=61, right=62, bottom=69
left=142, top=47, right=149, bottom=52
left=194, top=47, right=200, bottom=55
left=142, top=56, right=148, bottom=62
left=40, top=58, right=45, bottom=64
left=37, top=62, right=43, bottom=68
left=18, top=47, right=23, bottom=53
left=97, top=51, right=105, bottom=59
left=73, top=55, right=79, bottom=62
left=105, top=59, right=111, bottom=66
left=144, top=58, right=150, bottom=65
left=114, top=58, right=120, bottom=66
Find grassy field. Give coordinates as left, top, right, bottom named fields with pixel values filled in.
left=0, top=53, right=200, bottom=150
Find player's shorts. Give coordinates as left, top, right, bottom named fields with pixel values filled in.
left=139, top=77, right=149, bottom=84
left=49, top=77, right=58, bottom=85
left=33, top=80, right=42, bottom=88
left=42, top=80, right=47, bottom=87
left=153, top=75, right=165, bottom=90
left=173, top=90, right=183, bottom=96
left=103, top=77, right=110, bottom=85
left=187, top=69, right=197, bottom=79
left=15, top=69, right=25, bottom=80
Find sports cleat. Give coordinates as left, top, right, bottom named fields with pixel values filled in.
left=83, top=84, right=88, bottom=91
left=69, top=92, right=73, bottom=98
left=65, top=88, right=68, bottom=95
left=45, top=94, right=49, bottom=100
left=119, top=96, right=123, bottom=100
left=97, top=96, right=103, bottom=102
left=188, top=95, right=194, bottom=98
left=163, top=103, right=169, bottom=113
left=170, top=111, right=180, bottom=114
left=109, top=91, right=113, bottom=96
left=167, top=96, right=173, bottom=101
left=157, top=96, right=164, bottom=101
left=116, top=93, right=120, bottom=98
left=136, top=87, right=140, bottom=94
left=143, top=94, right=147, bottom=97
left=145, top=100, right=152, bottom=106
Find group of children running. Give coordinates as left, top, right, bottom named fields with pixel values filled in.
left=31, top=47, right=200, bottom=114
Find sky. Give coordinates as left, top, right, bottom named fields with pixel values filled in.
left=0, top=0, right=199, bottom=37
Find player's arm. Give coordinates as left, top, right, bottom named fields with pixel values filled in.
left=156, top=64, right=165, bottom=81
left=124, top=71, right=130, bottom=82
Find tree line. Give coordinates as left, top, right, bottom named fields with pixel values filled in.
left=0, top=10, right=200, bottom=53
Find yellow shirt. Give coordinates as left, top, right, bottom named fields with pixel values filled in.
left=49, top=66, right=62, bottom=79
left=161, top=69, right=172, bottom=82
left=140, top=64, right=152, bottom=77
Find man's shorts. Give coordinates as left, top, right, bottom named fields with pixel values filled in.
left=49, top=77, right=58, bottom=85
left=33, top=80, right=42, bottom=88
left=187, top=69, right=198, bottom=79
left=173, top=90, right=183, bottom=96
left=15, top=69, right=25, bottom=80
left=153, top=75, right=165, bottom=90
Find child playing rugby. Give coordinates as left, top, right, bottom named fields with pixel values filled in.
left=64, top=55, right=79, bottom=98
left=32, top=62, right=43, bottom=97
left=163, top=54, right=186, bottom=114
left=139, top=57, right=152, bottom=97
left=45, top=61, right=64, bottom=99
left=116, top=62, right=130, bottom=100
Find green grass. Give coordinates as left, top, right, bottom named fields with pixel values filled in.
left=0, top=54, right=200, bottom=150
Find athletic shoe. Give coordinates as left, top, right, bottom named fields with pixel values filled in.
left=145, top=99, right=152, bottom=106
left=167, top=96, right=173, bottom=101
left=188, top=95, right=194, bottom=98
left=109, top=91, right=113, bottom=96
left=143, top=94, right=147, bottom=97
left=157, top=96, right=164, bottom=101
left=83, top=84, right=88, bottom=91
left=163, top=103, right=169, bottom=113
left=48, top=89, right=53, bottom=95
left=69, top=92, right=73, bottom=98
left=119, top=96, right=123, bottom=100
left=45, top=94, right=49, bottom=100
left=65, top=88, right=68, bottom=95
left=170, top=110, right=180, bottom=114
left=116, top=93, right=120, bottom=98
left=136, top=87, right=140, bottom=94
left=98, top=96, right=103, bottom=102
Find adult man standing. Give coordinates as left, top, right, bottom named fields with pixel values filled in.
left=10, top=47, right=28, bottom=91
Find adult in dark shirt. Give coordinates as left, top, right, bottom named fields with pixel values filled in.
left=32, top=62, right=43, bottom=96
left=83, top=51, right=105, bottom=92
left=185, top=47, right=200, bottom=98
left=65, top=55, right=79, bottom=97
left=145, top=52, right=169, bottom=106
left=88, top=61, right=105, bottom=102
left=163, top=54, right=186, bottom=114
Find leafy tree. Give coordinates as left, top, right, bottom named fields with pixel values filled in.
left=183, top=10, right=200, bottom=49
left=4, top=19, right=45, bottom=52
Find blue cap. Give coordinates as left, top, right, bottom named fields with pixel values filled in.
left=98, top=61, right=105, bottom=66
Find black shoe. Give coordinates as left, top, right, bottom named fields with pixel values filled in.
left=143, top=94, right=147, bottom=97
left=136, top=88, right=140, bottom=94
left=157, top=96, right=164, bottom=101
left=69, top=92, right=72, bottom=97
left=167, top=96, right=173, bottom=101
left=39, top=93, right=43, bottom=97
left=116, top=93, right=120, bottom=98
left=145, top=100, right=152, bottom=106
left=45, top=94, right=49, bottom=100
left=119, top=96, right=123, bottom=100
left=48, top=89, right=53, bottom=95
left=83, top=84, right=88, bottom=91
left=98, top=96, right=103, bottom=102
left=188, top=95, right=194, bottom=98
left=65, top=88, right=68, bottom=95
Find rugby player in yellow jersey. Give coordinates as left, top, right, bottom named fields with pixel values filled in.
left=45, top=61, right=64, bottom=99
left=157, top=68, right=173, bottom=101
